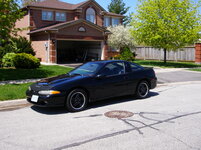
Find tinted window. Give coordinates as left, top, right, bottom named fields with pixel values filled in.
left=69, top=62, right=103, bottom=76
left=129, top=62, right=143, bottom=72
left=101, top=62, right=125, bottom=76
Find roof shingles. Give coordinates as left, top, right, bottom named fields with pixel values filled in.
left=27, top=0, right=122, bottom=17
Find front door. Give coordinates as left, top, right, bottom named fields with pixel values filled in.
left=91, top=62, right=129, bottom=100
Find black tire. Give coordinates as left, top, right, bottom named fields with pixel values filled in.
left=136, top=81, right=149, bottom=99
left=66, top=89, right=88, bottom=112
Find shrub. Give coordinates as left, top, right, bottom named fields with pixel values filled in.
left=119, top=47, right=136, bottom=61
left=2, top=53, right=16, bottom=67
left=13, top=53, right=40, bottom=69
left=113, top=54, right=121, bottom=60
left=0, top=46, right=5, bottom=65
left=4, top=37, right=35, bottom=56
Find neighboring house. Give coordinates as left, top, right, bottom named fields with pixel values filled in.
left=15, top=0, right=123, bottom=64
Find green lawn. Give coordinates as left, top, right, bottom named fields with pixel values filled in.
left=0, top=83, right=32, bottom=101
left=133, top=60, right=201, bottom=68
left=0, top=65, right=73, bottom=81
left=189, top=68, right=201, bottom=72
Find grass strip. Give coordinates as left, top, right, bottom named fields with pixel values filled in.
left=134, top=60, right=201, bottom=68
left=0, top=65, right=73, bottom=81
left=0, top=83, right=32, bottom=101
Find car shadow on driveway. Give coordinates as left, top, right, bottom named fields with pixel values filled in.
left=31, top=106, right=68, bottom=115
left=88, top=92, right=159, bottom=110
left=30, top=91, right=159, bottom=115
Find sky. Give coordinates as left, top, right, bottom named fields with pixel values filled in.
left=61, top=0, right=138, bottom=15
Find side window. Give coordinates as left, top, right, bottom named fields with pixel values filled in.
left=112, top=18, right=120, bottom=26
left=104, top=16, right=110, bottom=27
left=56, top=12, right=66, bottom=21
left=129, top=62, right=143, bottom=72
left=42, top=11, right=53, bottom=21
left=101, top=62, right=125, bottom=76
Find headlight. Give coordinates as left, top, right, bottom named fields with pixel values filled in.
left=38, top=90, right=61, bottom=95
left=28, top=86, right=31, bottom=91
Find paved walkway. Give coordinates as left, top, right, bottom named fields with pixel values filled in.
left=0, top=79, right=41, bottom=85
left=58, top=63, right=83, bottom=68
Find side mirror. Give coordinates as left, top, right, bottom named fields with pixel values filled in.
left=96, top=74, right=106, bottom=79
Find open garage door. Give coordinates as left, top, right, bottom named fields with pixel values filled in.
left=57, top=40, right=102, bottom=63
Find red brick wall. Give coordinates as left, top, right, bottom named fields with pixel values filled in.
left=195, top=43, right=201, bottom=64
left=30, top=9, right=75, bottom=30
left=15, top=11, right=30, bottom=40
left=31, top=34, right=48, bottom=62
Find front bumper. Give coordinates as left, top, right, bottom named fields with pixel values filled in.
left=26, top=90, right=66, bottom=107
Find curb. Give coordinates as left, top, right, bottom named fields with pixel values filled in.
left=0, top=99, right=32, bottom=111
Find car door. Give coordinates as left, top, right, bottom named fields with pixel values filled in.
left=125, top=62, right=145, bottom=95
left=91, top=62, right=128, bottom=100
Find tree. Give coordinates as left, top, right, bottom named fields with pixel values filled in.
left=21, top=0, right=41, bottom=7
left=0, top=0, right=24, bottom=46
left=123, top=13, right=133, bottom=25
left=131, top=0, right=201, bottom=63
left=107, top=25, right=135, bottom=51
left=108, top=0, right=130, bottom=24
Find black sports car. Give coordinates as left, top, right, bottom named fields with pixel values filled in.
left=26, top=60, right=157, bottom=112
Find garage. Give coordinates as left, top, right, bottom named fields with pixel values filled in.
left=57, top=40, right=103, bottom=63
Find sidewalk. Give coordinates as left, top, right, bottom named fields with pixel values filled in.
left=154, top=67, right=187, bottom=73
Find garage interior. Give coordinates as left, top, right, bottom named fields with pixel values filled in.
left=57, top=40, right=102, bottom=63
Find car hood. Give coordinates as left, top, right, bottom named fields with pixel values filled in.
left=37, top=74, right=87, bottom=85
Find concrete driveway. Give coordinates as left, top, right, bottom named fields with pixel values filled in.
left=0, top=82, right=201, bottom=150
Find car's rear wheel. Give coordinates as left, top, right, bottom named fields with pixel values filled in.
left=66, top=89, right=88, bottom=112
left=136, top=81, right=149, bottom=99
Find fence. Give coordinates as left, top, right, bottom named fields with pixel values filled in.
left=134, top=46, right=195, bottom=61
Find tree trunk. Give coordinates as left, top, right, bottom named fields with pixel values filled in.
left=164, top=48, right=167, bottom=63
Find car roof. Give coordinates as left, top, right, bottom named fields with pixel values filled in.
left=88, top=60, right=126, bottom=64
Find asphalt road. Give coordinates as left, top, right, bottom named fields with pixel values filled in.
left=0, top=81, right=201, bottom=150
left=156, top=69, right=201, bottom=83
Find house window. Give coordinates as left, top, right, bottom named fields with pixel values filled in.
left=42, top=11, right=53, bottom=21
left=112, top=18, right=120, bottom=26
left=86, top=8, right=96, bottom=24
left=56, top=12, right=66, bottom=21
left=104, top=17, right=110, bottom=27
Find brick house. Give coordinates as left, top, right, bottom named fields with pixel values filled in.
left=15, top=0, right=123, bottom=64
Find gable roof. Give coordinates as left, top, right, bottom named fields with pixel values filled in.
left=29, top=19, right=110, bottom=34
left=25, top=0, right=124, bottom=17
left=74, top=0, right=106, bottom=11
left=27, top=0, right=78, bottom=10
left=26, top=0, right=105, bottom=11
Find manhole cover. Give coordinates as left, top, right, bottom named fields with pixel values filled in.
left=104, top=110, right=134, bottom=119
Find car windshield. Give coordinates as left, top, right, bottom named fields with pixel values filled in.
left=68, top=62, right=104, bottom=76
